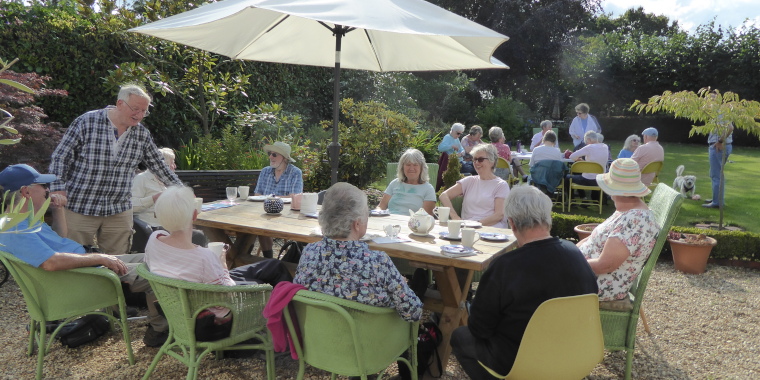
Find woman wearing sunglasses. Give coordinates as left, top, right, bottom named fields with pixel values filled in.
left=439, top=144, right=510, bottom=228
left=618, top=134, right=641, bottom=159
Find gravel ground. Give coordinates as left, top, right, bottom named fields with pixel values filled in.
left=1, top=261, right=758, bottom=379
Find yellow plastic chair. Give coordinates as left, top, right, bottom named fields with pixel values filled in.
left=136, top=264, right=274, bottom=380
left=283, top=290, right=419, bottom=380
left=567, top=161, right=605, bottom=214
left=479, top=294, right=604, bottom=379
left=640, top=161, right=664, bottom=193
left=600, top=183, right=683, bottom=379
left=0, top=251, right=135, bottom=380
left=496, top=157, right=518, bottom=186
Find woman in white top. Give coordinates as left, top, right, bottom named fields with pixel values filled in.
left=529, top=130, right=563, bottom=168
left=131, top=147, right=176, bottom=226
left=377, top=149, right=436, bottom=215
left=439, top=144, right=510, bottom=228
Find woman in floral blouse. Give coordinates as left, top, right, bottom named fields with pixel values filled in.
left=293, top=182, right=422, bottom=321
left=577, top=158, right=660, bottom=302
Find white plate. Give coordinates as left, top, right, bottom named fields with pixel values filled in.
left=303, top=212, right=319, bottom=218
left=370, top=209, right=391, bottom=216
left=280, top=198, right=292, bottom=204
left=248, top=195, right=267, bottom=202
left=440, top=244, right=478, bottom=257
left=439, top=231, right=461, bottom=241
left=479, top=232, right=510, bottom=242
left=461, top=220, right=482, bottom=228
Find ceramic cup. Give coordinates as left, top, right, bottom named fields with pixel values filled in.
left=291, top=193, right=302, bottom=210
left=448, top=221, right=462, bottom=239
left=461, top=228, right=481, bottom=248
left=194, top=198, right=203, bottom=214
left=301, top=192, right=319, bottom=214
left=207, top=242, right=229, bottom=266
left=435, top=207, right=450, bottom=224
left=383, top=224, right=401, bottom=238
left=237, top=186, right=250, bottom=199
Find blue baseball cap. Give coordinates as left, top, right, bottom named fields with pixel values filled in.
left=0, top=164, right=57, bottom=192
left=642, top=127, right=658, bottom=137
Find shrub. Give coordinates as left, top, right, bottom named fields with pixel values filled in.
left=310, top=99, right=416, bottom=190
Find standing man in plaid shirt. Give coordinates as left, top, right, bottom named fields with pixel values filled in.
left=49, top=84, right=181, bottom=255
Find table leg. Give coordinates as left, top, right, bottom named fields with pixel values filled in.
left=426, top=267, right=473, bottom=379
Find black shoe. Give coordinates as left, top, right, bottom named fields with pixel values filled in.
left=143, top=325, right=169, bottom=347
left=701, top=203, right=720, bottom=209
left=112, top=306, right=138, bottom=318
left=704, top=199, right=713, bottom=203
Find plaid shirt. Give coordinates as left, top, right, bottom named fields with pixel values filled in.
left=254, top=164, right=303, bottom=196
left=49, top=107, right=181, bottom=216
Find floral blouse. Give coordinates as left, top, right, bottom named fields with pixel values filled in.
left=293, top=237, right=423, bottom=321
left=579, top=209, right=660, bottom=301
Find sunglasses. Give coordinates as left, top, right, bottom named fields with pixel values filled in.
left=473, top=157, right=490, bottom=163
left=454, top=132, right=462, bottom=136
left=268, top=152, right=279, bottom=158
left=33, top=183, right=50, bottom=190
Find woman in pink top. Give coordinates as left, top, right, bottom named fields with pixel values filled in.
left=439, top=144, right=510, bottom=228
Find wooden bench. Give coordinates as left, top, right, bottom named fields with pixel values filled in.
left=175, top=170, right=261, bottom=201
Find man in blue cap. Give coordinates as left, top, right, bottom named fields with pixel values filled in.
left=631, top=127, right=664, bottom=186
left=0, top=164, right=169, bottom=347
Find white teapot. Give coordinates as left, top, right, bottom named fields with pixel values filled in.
left=408, top=208, right=435, bottom=236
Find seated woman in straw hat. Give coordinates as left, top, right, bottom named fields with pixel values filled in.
left=254, top=141, right=303, bottom=258
left=577, top=158, right=660, bottom=306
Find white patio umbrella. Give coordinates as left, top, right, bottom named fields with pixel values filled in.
left=129, top=0, right=509, bottom=184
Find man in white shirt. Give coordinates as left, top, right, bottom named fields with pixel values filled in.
left=567, top=131, right=608, bottom=198
left=530, top=120, right=553, bottom=150
left=630, top=127, right=664, bottom=186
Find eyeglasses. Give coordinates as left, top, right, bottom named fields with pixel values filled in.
left=268, top=152, right=279, bottom=158
left=454, top=132, right=462, bottom=136
left=473, top=157, right=490, bottom=163
left=123, top=100, right=150, bottom=116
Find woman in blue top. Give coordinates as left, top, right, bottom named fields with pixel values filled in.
left=437, top=123, right=477, bottom=175
left=617, top=134, right=640, bottom=159
left=377, top=149, right=436, bottom=215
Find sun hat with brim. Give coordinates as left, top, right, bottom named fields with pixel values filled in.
left=0, top=164, right=57, bottom=192
left=263, top=141, right=295, bottom=163
left=596, top=158, right=651, bottom=197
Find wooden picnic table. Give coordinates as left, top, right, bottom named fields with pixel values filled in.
left=194, top=199, right=518, bottom=375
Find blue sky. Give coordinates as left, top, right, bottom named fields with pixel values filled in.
left=600, top=0, right=760, bottom=33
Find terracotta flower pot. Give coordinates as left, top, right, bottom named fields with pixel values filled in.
left=668, top=235, right=717, bottom=274
left=574, top=223, right=600, bottom=240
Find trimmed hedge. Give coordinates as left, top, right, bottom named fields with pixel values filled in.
left=550, top=213, right=760, bottom=263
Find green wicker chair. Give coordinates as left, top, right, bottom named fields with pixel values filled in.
left=599, top=183, right=683, bottom=379
left=136, top=264, right=274, bottom=380
left=283, top=290, right=419, bottom=380
left=0, top=251, right=135, bottom=380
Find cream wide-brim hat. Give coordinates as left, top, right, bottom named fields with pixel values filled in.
left=596, top=158, right=651, bottom=197
left=263, top=141, right=296, bottom=163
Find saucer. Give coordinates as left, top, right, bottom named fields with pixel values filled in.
left=264, top=212, right=281, bottom=216
left=439, top=231, right=462, bottom=241
left=440, top=244, right=478, bottom=257
left=370, top=209, right=391, bottom=216
left=479, top=232, right=510, bottom=242
left=461, top=220, right=482, bottom=228
left=248, top=195, right=267, bottom=202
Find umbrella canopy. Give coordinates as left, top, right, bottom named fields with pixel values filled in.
left=130, top=0, right=509, bottom=184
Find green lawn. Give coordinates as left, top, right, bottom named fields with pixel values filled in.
left=557, top=141, right=760, bottom=233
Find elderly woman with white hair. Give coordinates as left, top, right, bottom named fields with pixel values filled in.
left=438, top=122, right=476, bottom=175
left=618, top=134, right=641, bottom=159
left=377, top=148, right=436, bottom=215
left=439, top=144, right=510, bottom=228
left=566, top=130, right=608, bottom=185
left=294, top=182, right=422, bottom=322
left=131, top=147, right=177, bottom=227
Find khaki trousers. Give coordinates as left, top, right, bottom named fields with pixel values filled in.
left=66, top=209, right=133, bottom=255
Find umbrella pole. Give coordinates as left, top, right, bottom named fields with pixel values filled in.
left=329, top=26, right=345, bottom=186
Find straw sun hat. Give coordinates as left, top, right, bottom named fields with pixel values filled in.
left=263, top=141, right=296, bottom=163
left=596, top=158, right=651, bottom=197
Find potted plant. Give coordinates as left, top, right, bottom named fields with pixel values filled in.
left=667, top=231, right=717, bottom=274
left=574, top=223, right=600, bottom=240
